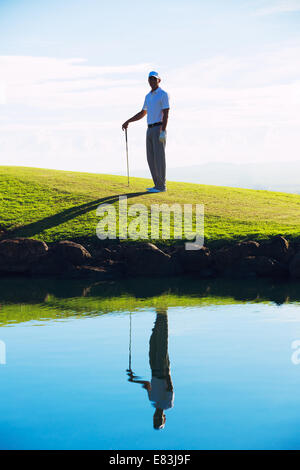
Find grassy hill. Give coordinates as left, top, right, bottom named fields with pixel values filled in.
left=1, top=165, right=300, bottom=247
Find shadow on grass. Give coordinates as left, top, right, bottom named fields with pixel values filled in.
left=3, top=191, right=149, bottom=239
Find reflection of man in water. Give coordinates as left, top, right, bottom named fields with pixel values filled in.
left=128, top=307, right=174, bottom=430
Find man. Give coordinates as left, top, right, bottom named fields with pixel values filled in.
left=127, top=307, right=174, bottom=430
left=122, top=71, right=170, bottom=193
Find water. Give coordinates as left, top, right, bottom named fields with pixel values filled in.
left=1, top=276, right=300, bottom=450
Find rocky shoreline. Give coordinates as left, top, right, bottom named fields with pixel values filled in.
left=0, top=235, right=300, bottom=281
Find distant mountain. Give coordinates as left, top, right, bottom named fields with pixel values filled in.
left=129, top=161, right=300, bottom=194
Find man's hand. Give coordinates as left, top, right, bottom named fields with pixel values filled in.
left=159, top=130, right=166, bottom=143
left=122, top=121, right=129, bottom=131
left=122, top=110, right=147, bottom=131
left=142, top=381, right=151, bottom=391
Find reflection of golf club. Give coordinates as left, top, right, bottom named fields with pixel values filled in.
left=127, top=311, right=132, bottom=372
left=125, top=128, right=130, bottom=187
left=126, top=312, right=141, bottom=380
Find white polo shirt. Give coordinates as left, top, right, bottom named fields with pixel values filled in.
left=148, top=377, right=174, bottom=410
left=142, top=87, right=170, bottom=125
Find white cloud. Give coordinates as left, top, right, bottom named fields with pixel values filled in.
left=1, top=44, right=300, bottom=174
left=255, top=0, right=300, bottom=16
left=0, top=81, right=6, bottom=104
left=1, top=56, right=150, bottom=109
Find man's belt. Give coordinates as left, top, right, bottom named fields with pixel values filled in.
left=148, top=122, right=162, bottom=128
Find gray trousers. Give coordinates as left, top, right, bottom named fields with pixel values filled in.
left=149, top=311, right=170, bottom=379
left=146, top=126, right=166, bottom=190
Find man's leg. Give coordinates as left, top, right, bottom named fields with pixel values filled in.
left=146, top=128, right=158, bottom=188
left=152, top=126, right=166, bottom=191
left=149, top=310, right=170, bottom=378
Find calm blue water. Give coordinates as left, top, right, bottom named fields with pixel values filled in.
left=1, top=295, right=300, bottom=449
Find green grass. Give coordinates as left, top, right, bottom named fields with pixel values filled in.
left=0, top=293, right=246, bottom=326
left=1, top=165, right=300, bottom=247
left=0, top=278, right=292, bottom=327
left=0, top=276, right=295, bottom=326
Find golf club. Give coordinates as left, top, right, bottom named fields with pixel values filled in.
left=126, top=312, right=142, bottom=382
left=125, top=128, right=130, bottom=187
left=128, top=311, right=132, bottom=372
left=126, top=311, right=135, bottom=380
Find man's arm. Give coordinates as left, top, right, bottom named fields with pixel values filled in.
left=122, top=109, right=147, bottom=130
left=161, top=108, right=169, bottom=132
left=166, top=373, right=173, bottom=392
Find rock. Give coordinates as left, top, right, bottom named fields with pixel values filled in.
left=213, top=243, right=288, bottom=277
left=65, top=265, right=114, bottom=280
left=177, top=246, right=213, bottom=275
left=234, top=240, right=260, bottom=257
left=236, top=256, right=288, bottom=278
left=123, top=242, right=178, bottom=277
left=213, top=246, right=235, bottom=273
left=213, top=241, right=260, bottom=272
left=89, top=245, right=125, bottom=265
left=29, top=252, right=74, bottom=275
left=289, top=252, right=300, bottom=278
left=259, top=236, right=294, bottom=263
left=51, top=240, right=92, bottom=265
left=0, top=238, right=48, bottom=273
left=93, top=247, right=113, bottom=261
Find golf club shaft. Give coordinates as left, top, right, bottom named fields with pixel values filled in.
left=128, top=311, right=132, bottom=371
left=125, top=128, right=129, bottom=186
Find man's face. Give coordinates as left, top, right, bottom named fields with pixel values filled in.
left=148, top=76, right=160, bottom=90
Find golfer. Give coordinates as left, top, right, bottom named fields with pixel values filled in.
left=122, top=71, right=170, bottom=193
left=127, top=307, right=174, bottom=430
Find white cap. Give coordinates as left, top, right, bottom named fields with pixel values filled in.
left=148, top=71, right=161, bottom=80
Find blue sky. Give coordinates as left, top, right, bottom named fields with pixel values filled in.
left=1, top=0, right=299, bottom=65
left=1, top=0, right=300, bottom=174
